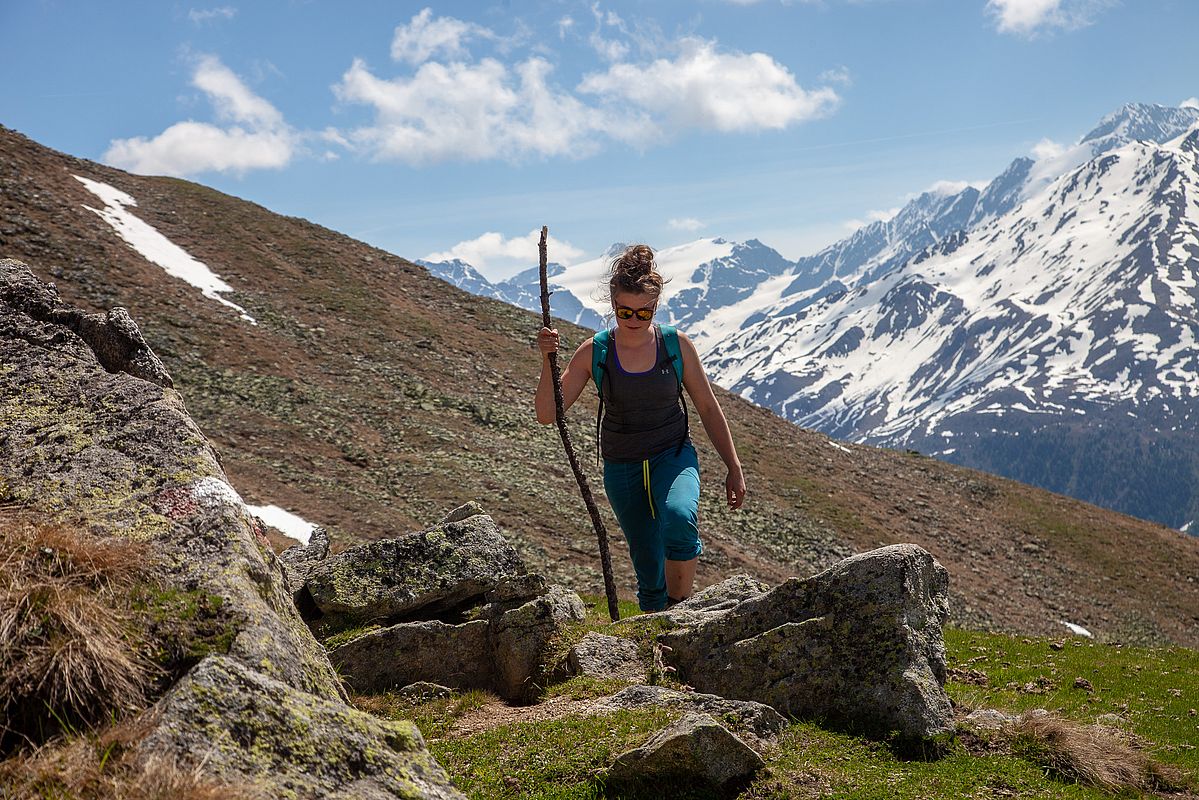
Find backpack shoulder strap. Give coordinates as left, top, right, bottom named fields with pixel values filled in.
left=591, top=328, right=612, bottom=395
left=659, top=324, right=683, bottom=389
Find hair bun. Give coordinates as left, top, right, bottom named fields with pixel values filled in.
left=620, top=244, right=655, bottom=275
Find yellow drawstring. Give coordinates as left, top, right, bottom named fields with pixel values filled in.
left=642, top=459, right=656, bottom=519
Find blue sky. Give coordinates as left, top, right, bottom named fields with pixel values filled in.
left=3, top=0, right=1198, bottom=279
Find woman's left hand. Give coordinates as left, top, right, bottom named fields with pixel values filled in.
left=726, top=466, right=747, bottom=510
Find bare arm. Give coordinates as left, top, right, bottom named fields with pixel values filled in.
left=535, top=328, right=592, bottom=424
left=678, top=331, right=746, bottom=509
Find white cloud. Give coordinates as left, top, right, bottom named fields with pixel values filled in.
left=390, top=8, right=494, bottom=65
left=1182, top=97, right=1199, bottom=110
left=668, top=217, right=704, bottom=231
left=1031, top=137, right=1066, bottom=160
left=924, top=179, right=985, bottom=195
left=842, top=207, right=900, bottom=231
left=188, top=6, right=236, bottom=24
left=557, top=16, right=575, bottom=39
left=334, top=56, right=621, bottom=165
left=986, top=0, right=1116, bottom=36
left=425, top=229, right=585, bottom=276
left=104, top=55, right=294, bottom=176
left=818, top=65, right=852, bottom=86
left=578, top=38, right=839, bottom=133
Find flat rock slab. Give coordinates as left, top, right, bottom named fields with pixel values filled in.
left=140, top=655, right=464, bottom=800
left=602, top=712, right=764, bottom=797
left=595, top=685, right=786, bottom=747
left=304, top=512, right=525, bottom=625
left=660, top=543, right=953, bottom=741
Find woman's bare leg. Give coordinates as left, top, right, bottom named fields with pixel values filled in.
left=665, top=557, right=697, bottom=602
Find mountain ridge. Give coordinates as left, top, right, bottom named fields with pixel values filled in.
left=2, top=123, right=1198, bottom=648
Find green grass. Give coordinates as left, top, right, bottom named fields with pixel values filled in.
left=430, top=710, right=677, bottom=800
left=942, top=627, right=1199, bottom=776
left=412, top=627, right=1197, bottom=800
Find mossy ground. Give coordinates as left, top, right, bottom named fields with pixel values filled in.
left=398, top=626, right=1198, bottom=800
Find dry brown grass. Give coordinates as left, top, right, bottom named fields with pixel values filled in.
left=1009, top=712, right=1192, bottom=794
left=0, top=713, right=266, bottom=800
left=0, top=511, right=158, bottom=751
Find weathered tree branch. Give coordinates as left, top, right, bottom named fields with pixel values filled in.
left=538, top=225, right=620, bottom=622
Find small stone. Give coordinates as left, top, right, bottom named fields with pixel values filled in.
left=398, top=682, right=455, bottom=702
left=567, top=633, right=645, bottom=683
left=442, top=501, right=486, bottom=523
left=1073, top=677, right=1094, bottom=692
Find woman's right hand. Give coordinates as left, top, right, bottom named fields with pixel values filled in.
left=538, top=327, right=560, bottom=358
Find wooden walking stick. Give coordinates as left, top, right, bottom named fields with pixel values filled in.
left=537, top=226, right=620, bottom=622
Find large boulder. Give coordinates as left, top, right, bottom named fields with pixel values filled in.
left=660, top=544, right=953, bottom=741
left=0, top=258, right=340, bottom=699
left=600, top=712, right=764, bottom=797
left=304, top=511, right=526, bottom=626
left=330, top=584, right=585, bottom=703
left=139, top=655, right=464, bottom=799
left=566, top=633, right=646, bottom=683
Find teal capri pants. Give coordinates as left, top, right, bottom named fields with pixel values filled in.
left=603, top=440, right=703, bottom=612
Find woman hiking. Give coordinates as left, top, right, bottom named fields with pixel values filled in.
left=535, top=244, right=747, bottom=612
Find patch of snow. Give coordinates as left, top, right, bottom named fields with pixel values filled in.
left=826, top=440, right=852, bottom=454
left=1060, top=620, right=1093, bottom=638
left=73, top=175, right=256, bottom=324
left=1181, top=520, right=1192, bottom=534
left=246, top=503, right=319, bottom=545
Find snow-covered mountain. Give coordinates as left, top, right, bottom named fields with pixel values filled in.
left=707, top=123, right=1199, bottom=528
left=418, top=102, right=1199, bottom=529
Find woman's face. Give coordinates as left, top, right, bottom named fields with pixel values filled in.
left=612, top=290, right=658, bottom=332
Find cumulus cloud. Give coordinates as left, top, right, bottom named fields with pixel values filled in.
left=425, top=229, right=585, bottom=274
left=104, top=55, right=294, bottom=176
left=331, top=11, right=839, bottom=164
left=1182, top=97, right=1199, bottom=110
left=818, top=65, right=852, bottom=86
left=842, top=207, right=900, bottom=231
left=188, top=6, right=236, bottom=24
left=390, top=7, right=495, bottom=65
left=578, top=37, right=839, bottom=133
left=986, top=0, right=1116, bottom=36
left=668, top=217, right=704, bottom=231
left=334, top=56, right=623, bottom=165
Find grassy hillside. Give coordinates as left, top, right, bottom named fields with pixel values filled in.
left=370, top=611, right=1199, bottom=800
left=2, top=124, right=1197, bottom=647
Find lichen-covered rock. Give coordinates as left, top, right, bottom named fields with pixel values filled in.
left=280, top=526, right=331, bottom=605
left=488, top=584, right=587, bottom=702
left=441, top=501, right=485, bottom=524
left=660, top=544, right=953, bottom=741
left=600, top=712, right=764, bottom=797
left=566, top=633, right=645, bottom=683
left=330, top=620, right=494, bottom=693
left=139, top=655, right=465, bottom=800
left=305, top=513, right=525, bottom=626
left=595, top=685, right=786, bottom=747
left=656, top=574, right=771, bottom=628
left=329, top=583, right=586, bottom=703
left=0, top=259, right=342, bottom=700
left=398, top=682, right=455, bottom=703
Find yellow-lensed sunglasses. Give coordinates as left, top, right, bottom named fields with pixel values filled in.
left=615, top=305, right=655, bottom=321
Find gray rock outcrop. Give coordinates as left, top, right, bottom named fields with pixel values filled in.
left=601, top=712, right=764, bottom=797
left=330, top=584, right=586, bottom=703
left=0, top=258, right=340, bottom=699
left=304, top=511, right=525, bottom=626
left=0, top=259, right=462, bottom=796
left=659, top=543, right=953, bottom=740
left=140, top=655, right=464, bottom=799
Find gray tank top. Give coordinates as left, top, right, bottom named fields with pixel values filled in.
left=600, top=325, right=687, bottom=462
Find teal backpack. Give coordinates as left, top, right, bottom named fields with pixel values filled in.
left=590, top=324, right=688, bottom=464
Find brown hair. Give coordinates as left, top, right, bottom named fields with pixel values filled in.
left=605, top=244, right=667, bottom=303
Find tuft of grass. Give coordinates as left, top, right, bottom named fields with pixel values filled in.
left=0, top=712, right=266, bottom=800
left=1008, top=712, right=1191, bottom=794
left=352, top=688, right=494, bottom=740
left=543, top=676, right=633, bottom=701
left=0, top=514, right=158, bottom=752
left=431, top=709, right=674, bottom=800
